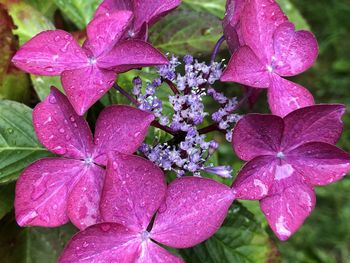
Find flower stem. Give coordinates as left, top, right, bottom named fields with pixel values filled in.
left=113, top=83, right=139, bottom=106
left=163, top=79, right=180, bottom=94
left=210, top=35, right=225, bottom=64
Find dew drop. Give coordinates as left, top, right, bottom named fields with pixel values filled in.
left=7, top=128, right=14, bottom=134
left=49, top=96, right=57, bottom=104
left=100, top=224, right=111, bottom=232
left=59, top=128, right=65, bottom=134
left=82, top=241, right=89, bottom=248
left=45, top=66, right=54, bottom=72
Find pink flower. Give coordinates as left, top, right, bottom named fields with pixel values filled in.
left=221, top=0, right=319, bottom=117
left=231, top=104, right=350, bottom=240
left=59, top=153, right=235, bottom=262
left=11, top=11, right=168, bottom=115
left=95, top=0, right=182, bottom=39
left=15, top=87, right=155, bottom=230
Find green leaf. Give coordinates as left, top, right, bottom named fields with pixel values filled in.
left=277, top=0, right=310, bottom=30
left=181, top=202, right=272, bottom=263
left=0, top=215, right=77, bottom=263
left=150, top=10, right=223, bottom=56
left=0, top=183, right=15, bottom=220
left=182, top=0, right=226, bottom=18
left=30, top=75, right=63, bottom=101
left=55, top=0, right=102, bottom=29
left=25, top=0, right=57, bottom=20
left=0, top=100, right=52, bottom=183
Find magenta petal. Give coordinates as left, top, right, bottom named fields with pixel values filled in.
left=260, top=174, right=315, bottom=240
left=93, top=105, right=154, bottom=164
left=12, top=30, right=88, bottom=76
left=273, top=22, right=318, bottom=76
left=268, top=75, right=314, bottom=117
left=220, top=46, right=270, bottom=88
left=100, top=153, right=166, bottom=231
left=233, top=156, right=276, bottom=200
left=95, top=0, right=133, bottom=17
left=232, top=113, right=284, bottom=161
left=97, top=40, right=168, bottom=72
left=151, top=177, right=235, bottom=248
left=15, top=158, right=84, bottom=227
left=138, top=242, right=184, bottom=263
left=85, top=11, right=132, bottom=57
left=287, top=142, right=350, bottom=186
left=281, top=104, right=346, bottom=150
left=33, top=87, right=94, bottom=158
left=241, top=0, right=287, bottom=62
left=67, top=165, right=105, bottom=230
left=61, top=65, right=116, bottom=116
left=59, top=223, right=140, bottom=263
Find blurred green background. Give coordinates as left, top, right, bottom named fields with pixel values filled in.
left=0, top=0, right=349, bottom=262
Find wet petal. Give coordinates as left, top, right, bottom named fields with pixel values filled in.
left=232, top=156, right=276, bottom=200
left=232, top=113, right=284, bottom=161
left=101, top=153, right=166, bottom=232
left=267, top=75, right=314, bottom=117
left=12, top=30, right=88, bottom=75
left=93, top=105, right=154, bottom=164
left=67, top=165, right=105, bottom=230
left=260, top=174, right=315, bottom=240
left=59, top=223, right=140, bottom=263
left=220, top=46, right=270, bottom=88
left=61, top=65, right=115, bottom=116
left=281, top=104, right=346, bottom=150
left=287, top=142, right=350, bottom=186
left=273, top=22, right=318, bottom=76
left=151, top=177, right=235, bottom=248
left=33, top=87, right=94, bottom=159
left=97, top=40, right=168, bottom=72
left=137, top=241, right=184, bottom=263
left=15, top=158, right=84, bottom=227
left=95, top=0, right=133, bottom=18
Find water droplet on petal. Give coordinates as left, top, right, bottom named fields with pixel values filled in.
left=49, top=96, right=57, bottom=104
left=59, top=128, right=65, bottom=134
left=45, top=66, right=54, bottom=72
left=100, top=224, right=111, bottom=232
left=82, top=241, right=89, bottom=248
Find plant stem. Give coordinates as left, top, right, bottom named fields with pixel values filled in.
left=163, top=79, right=180, bottom=94
left=151, top=120, right=176, bottom=136
left=210, top=35, right=225, bottom=64
left=113, top=83, right=139, bottom=106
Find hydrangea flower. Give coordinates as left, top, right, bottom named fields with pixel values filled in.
left=221, top=0, right=319, bottom=117
left=59, top=153, right=235, bottom=262
left=12, top=11, right=167, bottom=115
left=15, top=88, right=154, bottom=230
left=95, top=0, right=181, bottom=40
left=231, top=104, right=350, bottom=240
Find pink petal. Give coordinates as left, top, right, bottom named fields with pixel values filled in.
left=12, top=30, right=88, bottom=76
left=97, top=40, right=168, bottom=72
left=220, top=46, right=270, bottom=88
left=267, top=75, right=314, bottom=117
left=67, top=165, right=105, bottom=230
left=232, top=113, right=284, bottom=161
left=33, top=87, right=94, bottom=159
left=137, top=241, right=184, bottom=263
left=260, top=174, right=315, bottom=240
left=273, top=22, right=318, bottom=76
left=100, top=153, right=166, bottom=231
left=93, top=105, right=154, bottom=164
left=85, top=11, right=133, bottom=57
left=287, top=142, right=350, bottom=186
left=281, top=104, right=346, bottom=150
left=151, top=177, right=235, bottom=248
left=59, top=223, right=140, bottom=263
left=95, top=0, right=133, bottom=18
left=241, top=0, right=288, bottom=63
left=232, top=156, right=277, bottom=200
left=15, top=158, right=84, bottom=227
left=61, top=65, right=116, bottom=116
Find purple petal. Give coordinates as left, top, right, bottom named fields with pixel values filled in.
left=220, top=46, right=270, bottom=88
left=138, top=241, right=184, bottom=263
left=93, top=105, right=154, bottom=165
left=59, top=223, right=140, bottom=263
left=268, top=75, right=314, bottom=117
left=273, top=22, right=318, bottom=76
left=67, top=165, right=105, bottom=230
left=61, top=65, right=116, bottom=116
left=151, top=177, right=235, bottom=248
left=281, top=104, right=346, bottom=150
left=232, top=113, right=284, bottom=161
left=97, top=40, right=168, bottom=72
left=12, top=30, right=88, bottom=75
left=33, top=87, right=94, bottom=158
left=95, top=0, right=133, bottom=18
left=100, top=153, right=166, bottom=232
left=15, top=158, right=84, bottom=227
left=260, top=174, right=315, bottom=240
left=85, top=11, right=132, bottom=57
left=287, top=142, right=350, bottom=186
left=232, top=156, right=277, bottom=200
left=241, top=0, right=288, bottom=62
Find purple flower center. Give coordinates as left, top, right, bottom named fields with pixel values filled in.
left=89, top=57, right=97, bottom=65
left=140, top=230, right=150, bottom=241
left=276, top=151, right=285, bottom=159
left=84, top=157, right=93, bottom=165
